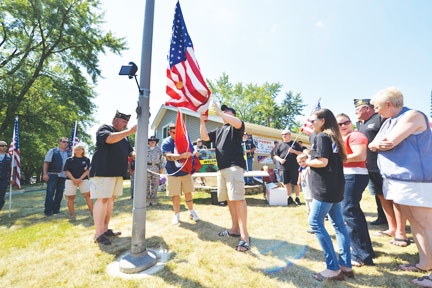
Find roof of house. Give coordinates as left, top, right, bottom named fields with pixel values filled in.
left=151, top=105, right=310, bottom=143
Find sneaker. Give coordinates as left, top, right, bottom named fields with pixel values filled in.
left=151, top=200, right=157, bottom=206
left=69, top=214, right=76, bottom=221
left=287, top=196, right=294, bottom=205
left=295, top=197, right=301, bottom=205
left=189, top=210, right=200, bottom=221
left=171, top=213, right=180, bottom=225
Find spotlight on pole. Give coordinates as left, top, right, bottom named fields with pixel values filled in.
left=119, top=62, right=143, bottom=95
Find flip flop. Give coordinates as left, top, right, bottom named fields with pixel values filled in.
left=236, top=238, right=251, bottom=252
left=390, top=238, right=411, bottom=247
left=373, top=230, right=393, bottom=237
left=399, top=264, right=431, bottom=273
left=411, top=276, right=432, bottom=287
left=218, top=229, right=240, bottom=237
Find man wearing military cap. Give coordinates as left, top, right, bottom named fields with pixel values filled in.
left=90, top=110, right=136, bottom=245
left=354, top=99, right=400, bottom=236
left=147, top=135, right=164, bottom=206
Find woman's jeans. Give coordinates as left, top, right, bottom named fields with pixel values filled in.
left=342, top=174, right=375, bottom=264
left=309, top=199, right=352, bottom=271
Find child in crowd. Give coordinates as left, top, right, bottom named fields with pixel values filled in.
left=297, top=153, right=312, bottom=214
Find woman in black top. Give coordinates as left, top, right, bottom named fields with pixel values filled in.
left=64, top=144, right=92, bottom=220
left=306, top=109, right=352, bottom=281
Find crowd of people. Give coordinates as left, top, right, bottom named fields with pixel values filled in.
left=1, top=86, right=430, bottom=286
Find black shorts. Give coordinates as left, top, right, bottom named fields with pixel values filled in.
left=280, top=168, right=299, bottom=185
left=368, top=171, right=383, bottom=196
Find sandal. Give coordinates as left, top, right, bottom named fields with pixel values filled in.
left=390, top=238, right=411, bottom=247
left=400, top=264, right=431, bottom=273
left=104, top=229, right=121, bottom=237
left=411, top=276, right=432, bottom=287
left=236, top=238, right=251, bottom=252
left=94, top=234, right=111, bottom=245
left=218, top=229, right=240, bottom=237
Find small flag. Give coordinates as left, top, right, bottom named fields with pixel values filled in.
left=68, top=120, right=79, bottom=152
left=301, top=99, right=321, bottom=135
left=8, top=117, right=21, bottom=190
left=175, top=110, right=202, bottom=174
left=166, top=1, right=211, bottom=115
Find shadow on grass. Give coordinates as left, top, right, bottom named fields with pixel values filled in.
left=98, top=235, right=207, bottom=287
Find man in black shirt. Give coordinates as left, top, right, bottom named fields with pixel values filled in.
left=200, top=103, right=250, bottom=252
left=354, top=99, right=396, bottom=229
left=90, top=111, right=136, bottom=245
left=273, top=130, right=302, bottom=205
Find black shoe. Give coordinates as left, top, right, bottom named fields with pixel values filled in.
left=288, top=197, right=294, bottom=205
left=295, top=197, right=301, bottom=205
left=370, top=217, right=387, bottom=225
left=94, top=234, right=111, bottom=245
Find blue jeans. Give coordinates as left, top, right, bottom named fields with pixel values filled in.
left=244, top=157, right=253, bottom=184
left=44, top=175, right=66, bottom=215
left=309, top=199, right=352, bottom=270
left=342, top=174, right=375, bottom=264
left=0, top=179, right=8, bottom=210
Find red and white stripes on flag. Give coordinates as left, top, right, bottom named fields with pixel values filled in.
left=301, top=99, right=321, bottom=136
left=68, top=120, right=79, bottom=152
left=8, top=117, right=21, bottom=190
left=166, top=1, right=211, bottom=114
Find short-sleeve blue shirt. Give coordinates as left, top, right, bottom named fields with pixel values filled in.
left=161, top=137, right=189, bottom=177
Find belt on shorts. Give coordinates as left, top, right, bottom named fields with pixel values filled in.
left=147, top=163, right=158, bottom=166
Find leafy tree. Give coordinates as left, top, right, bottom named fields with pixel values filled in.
left=207, top=73, right=304, bottom=130
left=0, top=0, right=126, bottom=183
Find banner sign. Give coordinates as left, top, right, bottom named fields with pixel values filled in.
left=252, top=136, right=276, bottom=154
left=197, top=149, right=218, bottom=172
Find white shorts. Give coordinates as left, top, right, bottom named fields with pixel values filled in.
left=383, top=178, right=432, bottom=208
left=64, top=179, right=90, bottom=196
left=90, top=177, right=123, bottom=199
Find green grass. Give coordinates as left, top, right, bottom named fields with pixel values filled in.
left=0, top=182, right=423, bottom=288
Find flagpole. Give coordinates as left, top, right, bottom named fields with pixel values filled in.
left=8, top=117, right=17, bottom=218
left=119, top=0, right=158, bottom=274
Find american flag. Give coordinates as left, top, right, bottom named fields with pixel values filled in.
left=8, top=117, right=21, bottom=190
left=166, top=1, right=211, bottom=115
left=68, top=120, right=79, bottom=152
left=301, top=99, right=321, bottom=135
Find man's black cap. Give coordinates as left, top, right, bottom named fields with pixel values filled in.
left=114, top=110, right=131, bottom=121
left=354, top=99, right=372, bottom=108
left=221, top=104, right=236, bottom=116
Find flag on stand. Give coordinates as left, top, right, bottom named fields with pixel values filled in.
left=8, top=117, right=21, bottom=190
left=175, top=110, right=202, bottom=174
left=166, top=1, right=211, bottom=115
left=301, top=99, right=321, bottom=135
left=68, top=120, right=79, bottom=152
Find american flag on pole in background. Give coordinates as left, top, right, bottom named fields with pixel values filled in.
left=68, top=120, right=79, bottom=152
left=166, top=1, right=211, bottom=115
left=8, top=117, right=21, bottom=190
left=301, top=99, right=321, bottom=135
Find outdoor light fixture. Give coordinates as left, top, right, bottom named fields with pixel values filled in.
left=119, top=62, right=143, bottom=95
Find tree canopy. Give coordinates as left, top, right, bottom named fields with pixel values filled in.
left=207, top=73, right=305, bottom=131
left=0, top=0, right=126, bottom=182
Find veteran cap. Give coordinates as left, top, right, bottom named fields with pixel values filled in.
left=114, top=110, right=131, bottom=121
left=354, top=99, right=372, bottom=108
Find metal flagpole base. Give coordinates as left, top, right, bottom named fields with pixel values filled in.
left=119, top=249, right=158, bottom=274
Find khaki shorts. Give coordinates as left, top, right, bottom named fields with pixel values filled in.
left=166, top=174, right=194, bottom=197
left=217, top=166, right=245, bottom=201
left=90, top=177, right=123, bottom=199
left=64, top=179, right=90, bottom=196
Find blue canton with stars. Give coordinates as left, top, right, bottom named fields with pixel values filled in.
left=169, top=1, right=194, bottom=69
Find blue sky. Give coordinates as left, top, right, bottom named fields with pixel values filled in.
left=91, top=0, right=432, bottom=137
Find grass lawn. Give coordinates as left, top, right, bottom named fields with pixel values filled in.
left=0, top=181, right=423, bottom=288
